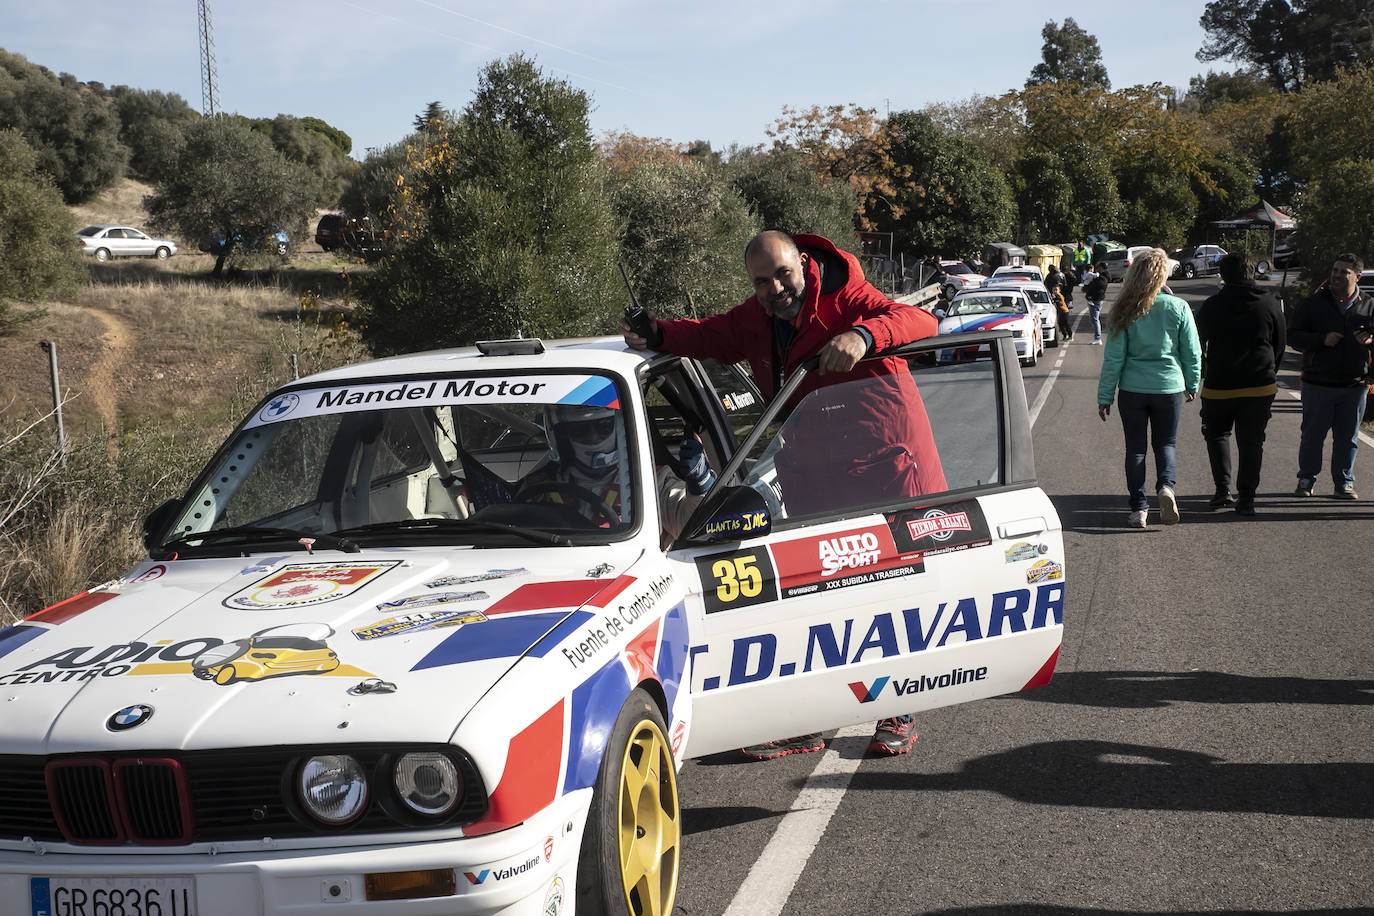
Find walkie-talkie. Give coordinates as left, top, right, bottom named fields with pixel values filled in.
left=619, top=262, right=657, bottom=343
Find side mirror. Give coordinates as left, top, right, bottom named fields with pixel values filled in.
left=142, top=498, right=182, bottom=550
left=687, top=486, right=772, bottom=543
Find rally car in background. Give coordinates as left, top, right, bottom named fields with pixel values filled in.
left=936, top=287, right=1044, bottom=366
left=983, top=276, right=1058, bottom=348
left=0, top=332, right=1064, bottom=915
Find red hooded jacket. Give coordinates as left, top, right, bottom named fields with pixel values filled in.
left=658, top=234, right=946, bottom=512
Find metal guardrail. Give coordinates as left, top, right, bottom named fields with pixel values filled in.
left=895, top=283, right=942, bottom=312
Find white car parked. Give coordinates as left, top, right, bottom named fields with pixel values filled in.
left=991, top=265, right=1044, bottom=283
left=75, top=225, right=178, bottom=261
left=983, top=277, right=1058, bottom=348
left=937, top=288, right=1044, bottom=366
left=0, top=335, right=1064, bottom=915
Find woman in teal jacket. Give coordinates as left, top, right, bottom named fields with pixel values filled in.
left=1097, top=248, right=1202, bottom=528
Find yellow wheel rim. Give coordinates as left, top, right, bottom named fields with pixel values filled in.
left=616, top=717, right=680, bottom=916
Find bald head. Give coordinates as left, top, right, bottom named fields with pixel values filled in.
left=745, top=231, right=808, bottom=320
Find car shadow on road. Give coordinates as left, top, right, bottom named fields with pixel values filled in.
left=1051, top=492, right=1374, bottom=532
left=842, top=738, right=1374, bottom=818
left=1003, top=669, right=1374, bottom=708
left=924, top=906, right=1365, bottom=915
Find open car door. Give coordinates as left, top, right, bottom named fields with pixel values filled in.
left=670, top=330, right=1064, bottom=758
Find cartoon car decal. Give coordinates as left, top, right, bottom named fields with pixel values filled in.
left=191, top=623, right=341, bottom=685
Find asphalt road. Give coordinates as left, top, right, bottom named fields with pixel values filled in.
left=672, top=277, right=1373, bottom=915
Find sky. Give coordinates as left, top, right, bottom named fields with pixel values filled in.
left=1, top=0, right=1235, bottom=159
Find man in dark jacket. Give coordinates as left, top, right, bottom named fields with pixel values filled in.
left=1196, top=254, right=1287, bottom=515
left=622, top=230, right=942, bottom=759
left=1288, top=252, right=1374, bottom=499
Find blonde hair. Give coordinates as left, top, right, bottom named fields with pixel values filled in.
left=1108, top=248, right=1171, bottom=336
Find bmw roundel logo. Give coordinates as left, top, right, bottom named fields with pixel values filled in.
left=107, top=704, right=154, bottom=731
left=259, top=393, right=299, bottom=423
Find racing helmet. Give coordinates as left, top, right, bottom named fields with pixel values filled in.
left=546, top=404, right=620, bottom=474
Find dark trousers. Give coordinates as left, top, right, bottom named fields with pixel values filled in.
left=1056, top=308, right=1072, bottom=340
left=1118, top=390, right=1183, bottom=511
left=1200, top=394, right=1275, bottom=499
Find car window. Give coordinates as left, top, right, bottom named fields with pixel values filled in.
left=733, top=354, right=1001, bottom=524
left=164, top=371, right=640, bottom=549
left=77, top=226, right=102, bottom=237
left=950, top=294, right=1023, bottom=315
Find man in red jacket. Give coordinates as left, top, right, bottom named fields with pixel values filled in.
left=622, top=230, right=944, bottom=757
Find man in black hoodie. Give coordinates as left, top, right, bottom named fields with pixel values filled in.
left=1288, top=253, right=1374, bottom=499
left=1197, top=254, right=1287, bottom=515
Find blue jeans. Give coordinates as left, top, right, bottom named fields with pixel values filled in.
left=1297, top=382, right=1368, bottom=486
left=1087, top=300, right=1103, bottom=339
left=1118, top=390, right=1183, bottom=510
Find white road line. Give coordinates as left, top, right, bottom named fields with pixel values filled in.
left=1028, top=343, right=1068, bottom=428
left=721, top=725, right=871, bottom=916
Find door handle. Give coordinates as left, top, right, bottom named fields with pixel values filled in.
left=998, top=517, right=1047, bottom=539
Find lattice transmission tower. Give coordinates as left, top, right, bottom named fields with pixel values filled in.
left=197, top=0, right=221, bottom=116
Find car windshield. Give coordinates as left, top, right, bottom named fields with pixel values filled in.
left=161, top=371, right=638, bottom=552
left=943, top=264, right=975, bottom=275
left=948, top=295, right=1025, bottom=315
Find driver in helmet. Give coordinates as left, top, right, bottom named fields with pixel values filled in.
left=540, top=404, right=713, bottom=541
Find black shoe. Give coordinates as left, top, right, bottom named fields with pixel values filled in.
left=1294, top=478, right=1315, bottom=497
left=740, top=734, right=825, bottom=760
left=869, top=715, right=918, bottom=756
left=1334, top=483, right=1359, bottom=500
left=1208, top=491, right=1234, bottom=509
left=1235, top=499, right=1256, bottom=516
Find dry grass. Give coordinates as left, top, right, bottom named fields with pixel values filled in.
left=0, top=182, right=371, bottom=625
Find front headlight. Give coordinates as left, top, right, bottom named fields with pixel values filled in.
left=298, top=755, right=369, bottom=825
left=394, top=752, right=462, bottom=817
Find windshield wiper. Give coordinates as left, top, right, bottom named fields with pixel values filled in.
left=155, top=525, right=360, bottom=558
left=336, top=517, right=572, bottom=547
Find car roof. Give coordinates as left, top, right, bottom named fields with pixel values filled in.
left=294, top=336, right=654, bottom=387
left=951, top=287, right=1028, bottom=301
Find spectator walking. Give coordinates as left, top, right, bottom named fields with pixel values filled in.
left=1096, top=248, right=1202, bottom=528
left=1082, top=262, right=1108, bottom=344
left=1046, top=264, right=1072, bottom=341
left=1287, top=253, right=1374, bottom=499
left=1196, top=254, right=1287, bottom=515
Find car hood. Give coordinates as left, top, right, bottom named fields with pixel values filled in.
left=939, top=314, right=1028, bottom=334
left=0, top=549, right=643, bottom=754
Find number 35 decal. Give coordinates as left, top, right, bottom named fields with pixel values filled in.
left=695, top=549, right=778, bottom=614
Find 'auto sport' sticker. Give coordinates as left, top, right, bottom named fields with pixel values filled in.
left=887, top=501, right=992, bottom=557
left=224, top=561, right=401, bottom=610
left=376, top=590, right=489, bottom=612
left=768, top=523, right=924, bottom=599
left=1026, top=559, right=1063, bottom=583
left=353, top=609, right=488, bottom=640
left=426, top=569, right=526, bottom=588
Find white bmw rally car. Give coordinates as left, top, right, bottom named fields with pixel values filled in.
left=0, top=332, right=1065, bottom=916
left=982, top=277, right=1058, bottom=348
left=936, top=288, right=1044, bottom=366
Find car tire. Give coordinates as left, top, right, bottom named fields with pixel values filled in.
left=155, top=247, right=171, bottom=260
left=1256, top=259, right=1270, bottom=275
left=943, top=283, right=958, bottom=300
left=95, top=248, right=111, bottom=263
left=213, top=664, right=237, bottom=686
left=275, top=242, right=289, bottom=258
left=1183, top=264, right=1195, bottom=279
left=576, top=688, right=680, bottom=916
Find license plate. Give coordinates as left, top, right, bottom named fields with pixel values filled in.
left=30, top=876, right=196, bottom=916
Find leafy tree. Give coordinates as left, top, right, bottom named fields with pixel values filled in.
left=1190, top=148, right=1259, bottom=235
left=413, top=101, right=450, bottom=135
left=1198, top=0, right=1303, bottom=92
left=245, top=114, right=357, bottom=206
left=1058, top=141, right=1124, bottom=239
left=107, top=87, right=199, bottom=183
left=1182, top=69, right=1274, bottom=113
left=598, top=130, right=692, bottom=177
left=922, top=94, right=1028, bottom=173
left=0, top=50, right=127, bottom=203
left=1026, top=18, right=1111, bottom=90
left=767, top=104, right=902, bottom=230
left=1294, top=157, right=1374, bottom=271
left=1013, top=151, right=1075, bottom=242
left=723, top=146, right=859, bottom=255
left=145, top=116, right=318, bottom=277
left=0, top=129, right=80, bottom=316
left=1282, top=61, right=1374, bottom=177
left=876, top=111, right=1013, bottom=257
left=339, top=140, right=412, bottom=223
left=612, top=157, right=758, bottom=319
left=358, top=54, right=622, bottom=353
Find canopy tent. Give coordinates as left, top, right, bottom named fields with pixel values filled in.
left=1209, top=200, right=1297, bottom=273
left=1209, top=200, right=1296, bottom=231
left=982, top=242, right=1027, bottom=271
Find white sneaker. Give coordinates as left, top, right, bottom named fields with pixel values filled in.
left=1158, top=486, right=1180, bottom=525
left=1127, top=510, right=1148, bottom=528
left=1091, top=338, right=1103, bottom=345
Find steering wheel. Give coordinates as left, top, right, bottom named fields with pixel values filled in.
left=512, top=481, right=620, bottom=527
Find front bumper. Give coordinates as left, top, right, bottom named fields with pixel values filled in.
left=0, top=790, right=590, bottom=916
